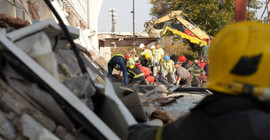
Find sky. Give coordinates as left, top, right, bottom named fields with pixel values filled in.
left=98, top=0, right=152, bottom=32
left=98, top=0, right=269, bottom=33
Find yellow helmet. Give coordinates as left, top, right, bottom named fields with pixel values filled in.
left=207, top=22, right=270, bottom=100
left=129, top=65, right=134, bottom=69
left=145, top=53, right=151, bottom=60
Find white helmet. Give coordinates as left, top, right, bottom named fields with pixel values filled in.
left=139, top=43, right=145, bottom=49
left=151, top=45, right=155, bottom=49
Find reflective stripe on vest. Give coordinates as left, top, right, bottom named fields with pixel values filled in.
left=128, top=69, right=144, bottom=79
left=192, top=66, right=202, bottom=77
left=163, top=60, right=174, bottom=73
left=153, top=48, right=162, bottom=61
left=113, top=54, right=125, bottom=59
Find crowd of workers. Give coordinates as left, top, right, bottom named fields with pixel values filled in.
left=108, top=40, right=208, bottom=87
left=127, top=21, right=270, bottom=140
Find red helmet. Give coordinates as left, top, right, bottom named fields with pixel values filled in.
left=178, top=56, right=187, bottom=63
left=135, top=62, right=141, bottom=67
left=125, top=54, right=130, bottom=60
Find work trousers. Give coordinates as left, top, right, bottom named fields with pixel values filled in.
left=161, top=71, right=176, bottom=84
left=179, top=77, right=192, bottom=87
left=191, top=76, right=200, bottom=87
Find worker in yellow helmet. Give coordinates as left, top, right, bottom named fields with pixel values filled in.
left=128, top=22, right=270, bottom=139
left=140, top=52, right=152, bottom=69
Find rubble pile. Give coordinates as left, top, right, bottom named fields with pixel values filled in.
left=0, top=13, right=209, bottom=140
left=0, top=19, right=124, bottom=139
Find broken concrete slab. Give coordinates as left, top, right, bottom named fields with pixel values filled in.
left=3, top=64, right=74, bottom=130
left=0, top=79, right=56, bottom=132
left=122, top=92, right=146, bottom=122
left=0, top=112, right=16, bottom=140
left=0, top=32, right=119, bottom=139
left=54, top=126, right=75, bottom=140
left=144, top=85, right=168, bottom=97
left=20, top=113, right=60, bottom=140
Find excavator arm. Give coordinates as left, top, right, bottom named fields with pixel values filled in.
left=152, top=10, right=183, bottom=24
left=151, top=10, right=210, bottom=41
left=163, top=26, right=207, bottom=46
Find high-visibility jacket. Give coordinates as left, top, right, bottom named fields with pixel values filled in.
left=128, top=68, right=144, bottom=79
left=112, top=54, right=125, bottom=60
left=191, top=64, right=203, bottom=77
left=127, top=57, right=136, bottom=67
left=162, top=60, right=174, bottom=74
left=153, top=48, right=163, bottom=62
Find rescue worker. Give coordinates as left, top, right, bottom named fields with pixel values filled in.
left=150, top=45, right=155, bottom=50
left=178, top=55, right=190, bottom=70
left=128, top=22, right=270, bottom=140
left=130, top=48, right=140, bottom=62
left=139, top=43, right=152, bottom=57
left=140, top=53, right=152, bottom=68
left=150, top=45, right=155, bottom=73
left=152, top=40, right=164, bottom=76
left=126, top=54, right=136, bottom=68
left=108, top=54, right=129, bottom=85
left=136, top=62, right=155, bottom=85
left=160, top=55, right=176, bottom=85
left=199, top=56, right=206, bottom=69
left=174, top=61, right=192, bottom=87
left=190, top=59, right=204, bottom=87
left=198, top=56, right=207, bottom=85
left=127, top=65, right=145, bottom=85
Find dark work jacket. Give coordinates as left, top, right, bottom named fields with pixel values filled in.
left=182, top=61, right=191, bottom=70
left=127, top=68, right=144, bottom=79
left=128, top=92, right=270, bottom=140
left=162, top=92, right=270, bottom=140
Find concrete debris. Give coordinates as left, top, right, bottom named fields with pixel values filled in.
left=64, top=74, right=95, bottom=110
left=144, top=22, right=162, bottom=38
left=0, top=79, right=56, bottom=132
left=54, top=126, right=75, bottom=140
left=20, top=113, right=60, bottom=140
left=0, top=112, right=16, bottom=140
left=144, top=85, right=168, bottom=97
left=3, top=64, right=74, bottom=130
left=0, top=11, right=210, bottom=139
left=14, top=31, right=60, bottom=80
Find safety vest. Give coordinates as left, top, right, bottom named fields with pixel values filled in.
left=141, top=49, right=152, bottom=56
left=112, top=54, right=125, bottom=60
left=163, top=60, right=174, bottom=74
left=153, top=48, right=163, bottom=62
left=127, top=57, right=136, bottom=67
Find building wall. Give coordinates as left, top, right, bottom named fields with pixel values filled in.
left=0, top=0, right=108, bottom=60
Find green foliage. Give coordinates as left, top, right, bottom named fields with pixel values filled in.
left=149, top=0, right=261, bottom=36
left=162, top=37, right=199, bottom=61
